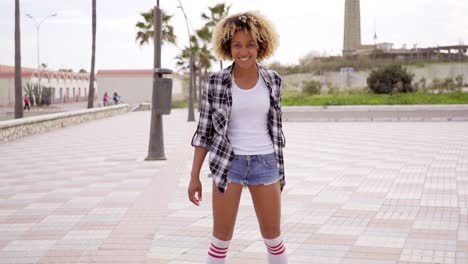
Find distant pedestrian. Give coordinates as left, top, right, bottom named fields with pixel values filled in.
left=188, top=11, right=287, bottom=264
left=23, top=95, right=31, bottom=110
left=103, top=92, right=109, bottom=106
left=113, top=92, right=120, bottom=105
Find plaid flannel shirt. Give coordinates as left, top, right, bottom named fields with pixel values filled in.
left=191, top=62, right=286, bottom=193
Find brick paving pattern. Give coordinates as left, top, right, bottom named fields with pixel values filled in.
left=0, top=108, right=467, bottom=263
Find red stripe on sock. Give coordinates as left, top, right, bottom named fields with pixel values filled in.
left=269, top=246, right=286, bottom=255
left=210, top=243, right=228, bottom=251
left=210, top=246, right=228, bottom=255
left=266, top=241, right=283, bottom=250
left=208, top=251, right=226, bottom=259
left=268, top=245, right=284, bottom=254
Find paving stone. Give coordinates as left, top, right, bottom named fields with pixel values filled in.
left=1, top=108, right=468, bottom=263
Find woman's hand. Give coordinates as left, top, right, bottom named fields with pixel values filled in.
left=188, top=177, right=202, bottom=206
left=189, top=147, right=208, bottom=206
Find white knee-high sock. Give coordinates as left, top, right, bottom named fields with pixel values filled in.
left=264, top=236, right=288, bottom=264
left=206, top=236, right=230, bottom=264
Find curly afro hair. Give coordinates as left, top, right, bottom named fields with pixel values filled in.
left=212, top=11, right=279, bottom=61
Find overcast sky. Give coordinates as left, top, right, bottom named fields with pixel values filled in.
left=1, top=0, right=467, bottom=72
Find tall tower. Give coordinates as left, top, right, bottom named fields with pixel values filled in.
left=343, top=0, right=361, bottom=56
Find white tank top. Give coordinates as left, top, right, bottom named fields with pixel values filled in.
left=227, top=75, right=274, bottom=155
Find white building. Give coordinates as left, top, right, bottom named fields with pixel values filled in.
left=0, top=65, right=97, bottom=106
left=96, top=69, right=183, bottom=105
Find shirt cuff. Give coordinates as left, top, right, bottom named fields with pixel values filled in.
left=191, top=133, right=211, bottom=150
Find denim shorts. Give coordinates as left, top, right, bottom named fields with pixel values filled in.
left=228, top=153, right=280, bottom=187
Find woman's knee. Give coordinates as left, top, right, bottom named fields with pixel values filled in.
left=212, top=228, right=234, bottom=241
left=260, top=225, right=281, bottom=239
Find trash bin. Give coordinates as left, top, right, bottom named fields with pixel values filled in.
left=153, top=68, right=173, bottom=115
left=153, top=77, right=172, bottom=115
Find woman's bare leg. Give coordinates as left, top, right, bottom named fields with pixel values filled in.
left=212, top=181, right=243, bottom=240
left=206, top=182, right=243, bottom=263
left=248, top=181, right=281, bottom=238
left=249, top=181, right=288, bottom=263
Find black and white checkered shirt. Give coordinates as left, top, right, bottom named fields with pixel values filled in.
left=191, top=63, right=285, bottom=193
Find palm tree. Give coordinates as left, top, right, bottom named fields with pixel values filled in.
left=14, top=0, right=23, bottom=118
left=194, top=26, right=216, bottom=103
left=197, top=44, right=215, bottom=107
left=196, top=26, right=215, bottom=74
left=198, top=44, right=215, bottom=75
left=175, top=48, right=191, bottom=72
left=176, top=36, right=200, bottom=100
left=87, top=0, right=96, bottom=109
left=201, top=3, right=232, bottom=28
left=135, top=8, right=176, bottom=46
left=201, top=3, right=231, bottom=69
left=196, top=26, right=211, bottom=43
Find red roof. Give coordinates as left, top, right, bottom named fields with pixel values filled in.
left=96, top=69, right=154, bottom=77
left=0, top=64, right=35, bottom=78
left=0, top=71, right=35, bottom=78
left=0, top=65, right=36, bottom=72
left=0, top=65, right=89, bottom=80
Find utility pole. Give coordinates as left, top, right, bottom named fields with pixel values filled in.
left=372, top=19, right=377, bottom=69
left=14, top=0, right=23, bottom=119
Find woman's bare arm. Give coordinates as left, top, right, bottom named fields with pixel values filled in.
left=188, top=146, right=208, bottom=206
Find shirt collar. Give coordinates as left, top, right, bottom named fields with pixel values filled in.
left=223, top=62, right=273, bottom=88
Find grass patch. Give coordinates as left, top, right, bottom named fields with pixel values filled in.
left=171, top=99, right=188, bottom=109
left=282, top=92, right=468, bottom=106
left=171, top=99, right=200, bottom=109
left=169, top=92, right=468, bottom=108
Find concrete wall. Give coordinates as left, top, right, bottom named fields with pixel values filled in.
left=410, top=63, right=468, bottom=84
left=0, top=104, right=130, bottom=143
left=283, top=62, right=468, bottom=91
left=0, top=79, right=13, bottom=106
left=97, top=76, right=152, bottom=105
left=97, top=76, right=183, bottom=105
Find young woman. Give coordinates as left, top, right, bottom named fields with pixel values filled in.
left=112, top=92, right=120, bottom=105
left=188, top=11, right=287, bottom=264
left=23, top=95, right=31, bottom=110
left=103, top=92, right=109, bottom=106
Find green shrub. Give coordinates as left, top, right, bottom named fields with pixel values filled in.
left=414, top=77, right=427, bottom=92
left=171, top=99, right=188, bottom=109
left=32, top=84, right=42, bottom=106
left=427, top=76, right=463, bottom=94
left=302, top=80, right=321, bottom=95
left=367, top=64, right=415, bottom=94
left=455, top=75, right=464, bottom=88
left=326, top=85, right=339, bottom=95
left=42, top=87, right=53, bottom=106
left=443, top=77, right=455, bottom=92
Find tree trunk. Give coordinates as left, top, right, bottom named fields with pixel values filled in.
left=87, top=0, right=96, bottom=108
left=198, top=63, right=202, bottom=111
left=193, top=58, right=197, bottom=102
left=14, top=0, right=23, bottom=118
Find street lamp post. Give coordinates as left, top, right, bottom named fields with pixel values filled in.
left=26, top=13, right=57, bottom=70
left=26, top=12, right=56, bottom=101
left=177, top=0, right=195, bottom=122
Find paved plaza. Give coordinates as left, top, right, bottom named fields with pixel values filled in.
left=0, top=108, right=468, bottom=263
